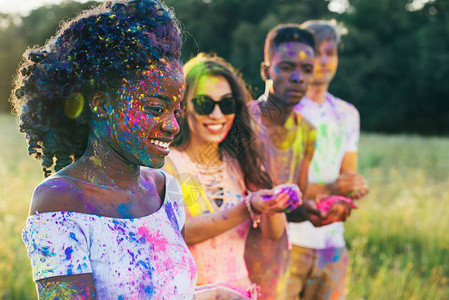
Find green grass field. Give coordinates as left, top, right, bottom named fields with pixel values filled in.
left=0, top=113, right=448, bottom=299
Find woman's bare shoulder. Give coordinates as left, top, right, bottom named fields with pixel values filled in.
left=140, top=167, right=165, bottom=199
left=29, top=175, right=83, bottom=216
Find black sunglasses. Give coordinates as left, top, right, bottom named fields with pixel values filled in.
left=191, top=94, right=237, bottom=115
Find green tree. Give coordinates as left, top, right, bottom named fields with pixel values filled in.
left=1, top=0, right=448, bottom=134
left=0, top=14, right=26, bottom=112
left=332, top=0, right=449, bottom=134
left=0, top=1, right=96, bottom=113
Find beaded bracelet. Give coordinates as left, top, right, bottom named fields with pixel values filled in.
left=244, top=193, right=262, bottom=228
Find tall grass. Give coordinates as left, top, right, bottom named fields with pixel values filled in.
left=346, top=134, right=449, bottom=299
left=0, top=114, right=448, bottom=299
left=0, top=114, right=41, bottom=299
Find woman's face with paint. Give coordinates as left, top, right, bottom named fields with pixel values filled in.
left=103, top=60, right=184, bottom=168
left=186, top=75, right=236, bottom=145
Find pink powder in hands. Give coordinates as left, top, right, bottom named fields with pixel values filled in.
left=316, top=195, right=357, bottom=225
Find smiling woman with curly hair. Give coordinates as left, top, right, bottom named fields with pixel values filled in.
left=12, top=0, right=183, bottom=178
left=12, top=0, right=264, bottom=297
left=10, top=0, right=206, bottom=298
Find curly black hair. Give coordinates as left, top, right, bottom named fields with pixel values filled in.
left=10, top=0, right=182, bottom=177
left=264, top=24, right=315, bottom=63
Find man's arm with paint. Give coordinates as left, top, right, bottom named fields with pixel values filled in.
left=334, top=102, right=369, bottom=199
left=304, top=159, right=368, bottom=200
left=303, top=104, right=368, bottom=223
left=287, top=130, right=326, bottom=225
left=300, top=152, right=365, bottom=225
left=339, top=152, right=369, bottom=199
left=304, top=117, right=369, bottom=200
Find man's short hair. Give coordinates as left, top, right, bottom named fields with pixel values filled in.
left=300, top=20, right=346, bottom=49
left=264, top=23, right=315, bottom=63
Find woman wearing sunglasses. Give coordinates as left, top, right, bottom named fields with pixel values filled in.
left=164, top=53, right=301, bottom=296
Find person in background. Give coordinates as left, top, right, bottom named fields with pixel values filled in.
left=12, top=1, right=257, bottom=298
left=244, top=24, right=318, bottom=300
left=164, top=52, right=301, bottom=298
left=245, top=23, right=359, bottom=299
left=286, top=20, right=370, bottom=300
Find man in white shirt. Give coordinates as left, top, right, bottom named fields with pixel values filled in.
left=286, top=20, right=370, bottom=300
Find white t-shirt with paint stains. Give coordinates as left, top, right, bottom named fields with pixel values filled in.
left=22, top=171, right=197, bottom=299
left=289, top=93, right=360, bottom=249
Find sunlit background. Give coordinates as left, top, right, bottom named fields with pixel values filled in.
left=0, top=0, right=447, bottom=299
left=0, top=0, right=436, bottom=15
left=0, top=0, right=97, bottom=15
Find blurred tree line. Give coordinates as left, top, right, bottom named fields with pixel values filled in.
left=1, top=0, right=448, bottom=134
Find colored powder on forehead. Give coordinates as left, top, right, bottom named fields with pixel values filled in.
left=299, top=51, right=307, bottom=60
left=205, top=76, right=221, bottom=84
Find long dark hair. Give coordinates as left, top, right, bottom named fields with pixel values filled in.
left=10, top=0, right=182, bottom=177
left=172, top=53, right=272, bottom=191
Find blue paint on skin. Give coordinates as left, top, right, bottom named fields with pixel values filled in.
left=290, top=72, right=299, bottom=81
left=117, top=203, right=133, bottom=219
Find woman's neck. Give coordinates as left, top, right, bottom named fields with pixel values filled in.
left=306, top=83, right=329, bottom=104
left=71, top=137, right=142, bottom=190
left=184, top=138, right=221, bottom=167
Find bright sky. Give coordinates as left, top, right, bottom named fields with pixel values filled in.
left=0, top=0, right=434, bottom=16
left=0, top=0, right=350, bottom=16
left=0, top=0, right=101, bottom=15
